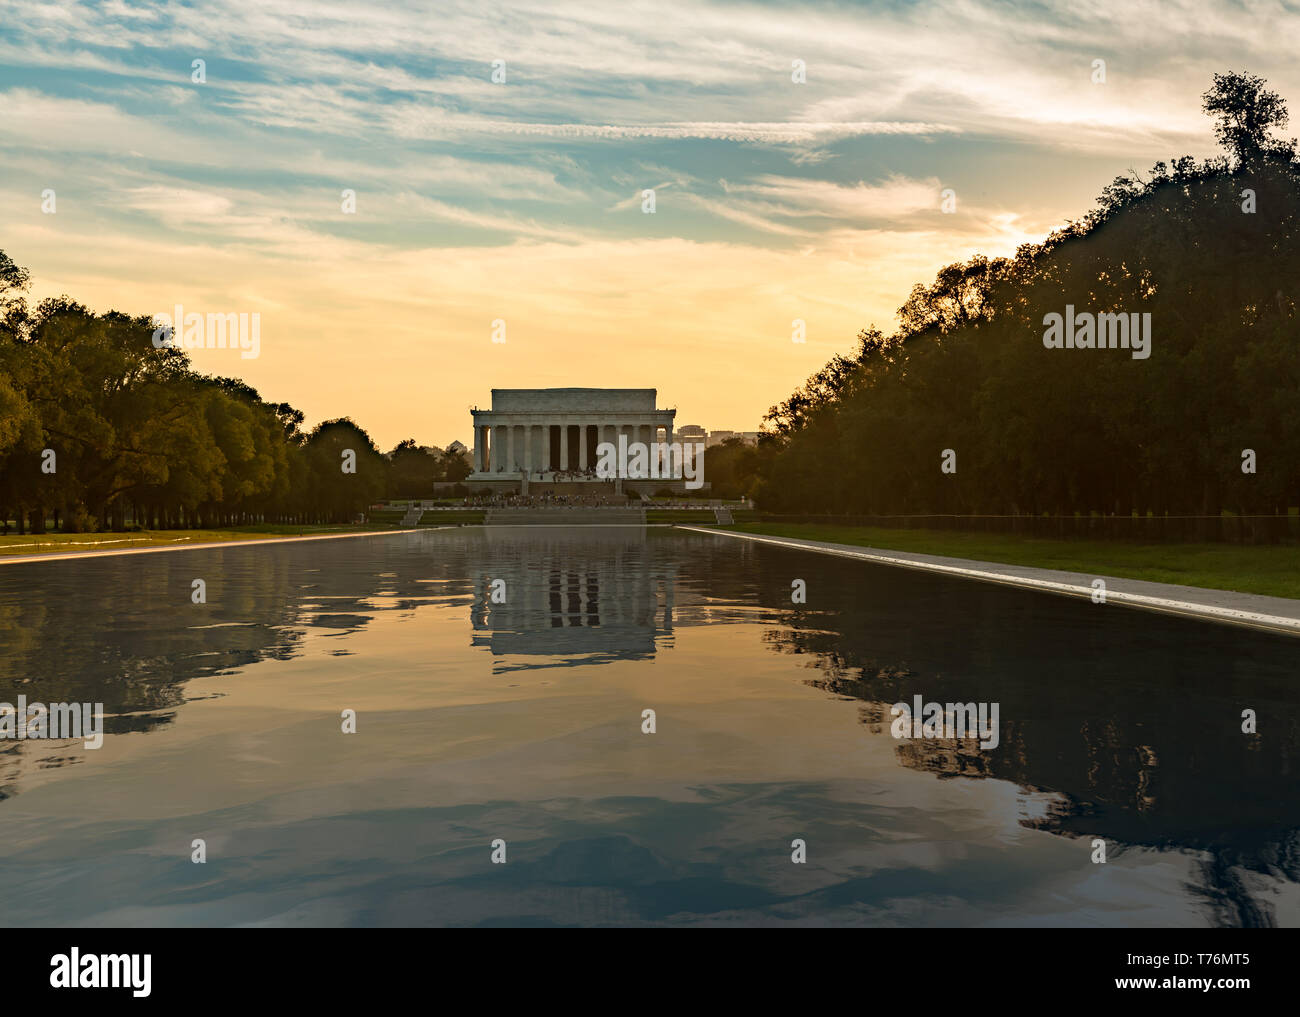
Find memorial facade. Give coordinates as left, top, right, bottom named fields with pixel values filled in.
left=467, top=388, right=683, bottom=492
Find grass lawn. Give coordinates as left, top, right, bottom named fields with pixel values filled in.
left=722, top=522, right=1300, bottom=600
left=0, top=523, right=394, bottom=556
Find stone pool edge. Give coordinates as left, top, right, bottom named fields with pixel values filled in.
left=0, top=528, right=447, bottom=566
left=677, top=525, right=1300, bottom=638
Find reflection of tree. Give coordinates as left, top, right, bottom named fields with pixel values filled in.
left=696, top=540, right=1300, bottom=928
left=0, top=551, right=304, bottom=723
left=0, top=536, right=455, bottom=798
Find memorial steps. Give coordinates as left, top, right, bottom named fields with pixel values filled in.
left=483, top=507, right=646, bottom=526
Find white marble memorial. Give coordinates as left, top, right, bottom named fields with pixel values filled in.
left=467, top=388, right=678, bottom=487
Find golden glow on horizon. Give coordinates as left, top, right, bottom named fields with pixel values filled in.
left=8, top=219, right=1047, bottom=448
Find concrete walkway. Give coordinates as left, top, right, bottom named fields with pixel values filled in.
left=679, top=526, right=1300, bottom=637
left=0, top=528, right=432, bottom=566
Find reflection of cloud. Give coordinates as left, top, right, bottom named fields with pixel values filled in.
left=0, top=739, right=88, bottom=802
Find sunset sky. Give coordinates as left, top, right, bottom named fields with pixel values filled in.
left=1, top=0, right=1295, bottom=449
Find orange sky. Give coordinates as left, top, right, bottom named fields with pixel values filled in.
left=2, top=0, right=1288, bottom=449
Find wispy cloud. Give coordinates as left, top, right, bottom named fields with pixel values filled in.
left=0, top=0, right=1293, bottom=443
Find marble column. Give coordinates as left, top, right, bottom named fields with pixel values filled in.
left=594, top=423, right=607, bottom=474
left=559, top=422, right=569, bottom=472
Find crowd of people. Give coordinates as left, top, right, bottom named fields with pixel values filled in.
left=459, top=491, right=627, bottom=508
left=494, top=465, right=605, bottom=482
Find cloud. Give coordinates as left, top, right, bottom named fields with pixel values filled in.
left=0, top=0, right=1296, bottom=444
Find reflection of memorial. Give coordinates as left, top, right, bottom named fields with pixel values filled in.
left=470, top=528, right=678, bottom=670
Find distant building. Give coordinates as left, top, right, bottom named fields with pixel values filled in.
left=705, top=430, right=759, bottom=448
left=675, top=425, right=706, bottom=471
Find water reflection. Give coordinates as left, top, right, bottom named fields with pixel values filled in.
left=469, top=529, right=679, bottom=670
left=680, top=532, right=1300, bottom=928
left=0, top=527, right=1296, bottom=926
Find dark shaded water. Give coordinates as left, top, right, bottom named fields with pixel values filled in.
left=0, top=527, right=1296, bottom=926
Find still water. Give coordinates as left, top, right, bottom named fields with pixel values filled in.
left=0, top=527, right=1296, bottom=927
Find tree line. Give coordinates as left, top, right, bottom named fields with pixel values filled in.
left=0, top=276, right=470, bottom=533
left=749, top=72, right=1300, bottom=521
left=5, top=73, right=1295, bottom=530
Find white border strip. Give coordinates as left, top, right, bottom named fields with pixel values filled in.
left=0, top=528, right=434, bottom=566
left=679, top=526, right=1300, bottom=636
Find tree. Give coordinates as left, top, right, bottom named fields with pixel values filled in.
left=1202, top=71, right=1295, bottom=164
left=305, top=419, right=386, bottom=522
left=753, top=73, right=1300, bottom=524
left=0, top=246, right=453, bottom=532
left=388, top=438, right=441, bottom=498
left=439, top=446, right=471, bottom=483
left=0, top=248, right=30, bottom=320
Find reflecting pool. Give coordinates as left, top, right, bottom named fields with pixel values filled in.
left=0, top=527, right=1296, bottom=926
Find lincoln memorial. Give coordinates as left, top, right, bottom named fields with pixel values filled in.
left=467, top=388, right=692, bottom=494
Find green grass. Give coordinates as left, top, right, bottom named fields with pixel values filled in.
left=0, top=523, right=389, bottom=555
left=720, top=522, right=1300, bottom=600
